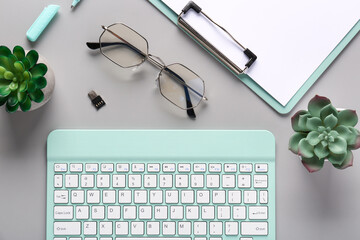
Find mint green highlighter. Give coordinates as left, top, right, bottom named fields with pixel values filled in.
left=47, top=130, right=276, bottom=240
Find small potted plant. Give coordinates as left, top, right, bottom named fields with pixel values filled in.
left=289, top=95, right=360, bottom=172
left=0, top=45, right=55, bottom=112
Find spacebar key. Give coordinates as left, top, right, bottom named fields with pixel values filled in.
left=241, top=222, right=268, bottom=236
left=54, top=222, right=81, bottom=235
left=116, top=238, right=191, bottom=240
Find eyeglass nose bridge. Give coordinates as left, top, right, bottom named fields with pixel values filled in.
left=147, top=54, right=165, bottom=70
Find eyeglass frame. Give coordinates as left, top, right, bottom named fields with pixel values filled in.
left=86, top=23, right=207, bottom=119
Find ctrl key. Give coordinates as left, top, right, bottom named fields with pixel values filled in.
left=241, top=222, right=268, bottom=236
left=54, top=222, right=81, bottom=235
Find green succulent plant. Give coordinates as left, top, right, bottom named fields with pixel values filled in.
left=289, top=95, right=360, bottom=172
left=0, top=45, right=47, bottom=112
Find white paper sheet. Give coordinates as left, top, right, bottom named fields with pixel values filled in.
left=162, top=0, right=360, bottom=106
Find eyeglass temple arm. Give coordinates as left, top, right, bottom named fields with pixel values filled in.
left=86, top=42, right=146, bottom=58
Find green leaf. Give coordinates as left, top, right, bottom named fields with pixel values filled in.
left=0, top=95, right=8, bottom=106
left=289, top=132, right=307, bottom=154
left=23, top=71, right=31, bottom=81
left=27, top=81, right=36, bottom=93
left=291, top=110, right=308, bottom=132
left=314, top=142, right=330, bottom=159
left=33, top=76, right=47, bottom=89
left=19, top=96, right=31, bottom=112
left=306, top=131, right=321, bottom=146
left=13, top=46, right=25, bottom=60
left=21, top=57, right=31, bottom=70
left=9, top=82, right=18, bottom=91
left=348, top=127, right=360, bottom=149
left=333, top=150, right=353, bottom=170
left=0, top=55, right=10, bottom=70
left=26, top=50, right=39, bottom=68
left=308, top=95, right=331, bottom=117
left=0, top=82, right=11, bottom=96
left=301, top=156, right=324, bottom=173
left=7, top=54, right=17, bottom=72
left=320, top=104, right=338, bottom=121
left=29, top=89, right=44, bottom=103
left=328, top=151, right=347, bottom=165
left=19, top=81, right=28, bottom=92
left=7, top=92, right=18, bottom=106
left=298, top=113, right=311, bottom=131
left=334, top=126, right=354, bottom=144
left=17, top=91, right=27, bottom=103
left=306, top=117, right=322, bottom=131
left=337, top=110, right=358, bottom=127
left=323, top=114, right=338, bottom=129
left=5, top=101, right=19, bottom=113
left=30, top=63, right=47, bottom=78
left=0, top=46, right=11, bottom=57
left=0, top=66, right=5, bottom=78
left=328, top=136, right=347, bottom=155
left=13, top=61, right=25, bottom=72
left=4, top=71, right=14, bottom=80
left=298, top=139, right=314, bottom=158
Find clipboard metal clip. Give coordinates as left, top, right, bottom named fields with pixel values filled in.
left=178, top=1, right=257, bottom=75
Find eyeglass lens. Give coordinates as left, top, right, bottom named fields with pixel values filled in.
left=99, top=23, right=148, bottom=68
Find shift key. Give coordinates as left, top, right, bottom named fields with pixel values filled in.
left=54, top=222, right=81, bottom=235
left=241, top=222, right=268, bottom=235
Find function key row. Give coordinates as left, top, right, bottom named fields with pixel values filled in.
left=55, top=163, right=268, bottom=173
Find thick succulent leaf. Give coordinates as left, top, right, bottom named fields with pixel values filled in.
left=0, top=46, right=11, bottom=57
left=323, top=114, right=338, bottom=129
left=19, top=81, right=28, bottom=92
left=306, top=131, right=321, bottom=146
left=0, top=81, right=11, bottom=96
left=308, top=95, right=331, bottom=117
left=328, top=151, right=347, bottom=165
left=337, top=110, right=358, bottom=127
left=21, top=57, right=31, bottom=70
left=26, top=50, right=39, bottom=68
left=328, top=136, right=347, bottom=155
left=291, top=110, right=308, bottom=132
left=0, top=66, right=5, bottom=78
left=7, top=54, right=17, bottom=72
left=7, top=92, right=18, bottom=107
left=314, top=142, right=330, bottom=159
left=14, top=61, right=25, bottom=73
left=320, top=104, right=338, bottom=121
left=19, top=96, right=31, bottom=112
left=5, top=101, right=19, bottom=113
left=13, top=46, right=25, bottom=60
left=23, top=71, right=31, bottom=81
left=33, top=76, right=47, bottom=89
left=333, top=150, right=353, bottom=170
left=301, top=156, right=325, bottom=173
left=289, top=132, right=307, bottom=154
left=348, top=127, right=360, bottom=149
left=328, top=130, right=339, bottom=138
left=30, top=63, right=47, bottom=78
left=4, top=71, right=14, bottom=80
left=27, top=81, right=36, bottom=93
left=298, top=139, right=314, bottom=158
left=297, top=113, right=312, bottom=132
left=335, top=126, right=355, bottom=144
left=9, top=82, right=18, bottom=91
left=17, top=91, right=27, bottom=103
left=305, top=117, right=322, bottom=131
left=0, top=95, right=8, bottom=106
left=0, top=55, right=10, bottom=70
left=29, top=89, right=44, bottom=103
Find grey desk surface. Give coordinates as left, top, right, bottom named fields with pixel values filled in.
left=0, top=1, right=359, bottom=239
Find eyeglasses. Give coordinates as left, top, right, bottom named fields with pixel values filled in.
left=86, top=23, right=207, bottom=119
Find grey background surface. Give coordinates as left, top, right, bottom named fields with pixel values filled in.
left=0, top=0, right=359, bottom=239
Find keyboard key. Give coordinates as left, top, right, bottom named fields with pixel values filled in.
left=54, top=206, right=73, bottom=219
left=222, top=175, right=235, bottom=188
left=103, top=190, right=116, bottom=204
left=147, top=221, right=160, bottom=235
left=228, top=190, right=241, bottom=204
left=149, top=190, right=163, bottom=204
left=255, top=163, right=268, bottom=173
left=212, top=190, right=226, bottom=203
left=178, top=163, right=191, bottom=172
left=181, top=190, right=194, bottom=204
left=148, top=163, right=160, bottom=172
left=54, top=175, right=62, bottom=188
left=65, top=175, right=79, bottom=188
left=101, top=163, right=114, bottom=172
left=132, top=164, right=145, bottom=172
left=131, top=221, right=144, bottom=235
left=165, top=190, right=179, bottom=204
left=129, top=175, right=142, bottom=188
left=197, top=190, right=210, bottom=204
left=160, top=175, right=173, bottom=188
left=178, top=221, right=191, bottom=235
left=134, top=190, right=147, bottom=203
left=241, top=222, right=268, bottom=236
left=124, top=206, right=137, bottom=219
left=84, top=221, right=97, bottom=235
left=76, top=206, right=89, bottom=219
left=191, top=175, right=204, bottom=188
left=139, top=206, right=152, bottom=219
left=92, top=205, right=105, bottom=219
left=87, top=190, right=100, bottom=203
left=108, top=206, right=121, bottom=219
left=99, top=221, right=113, bottom=235
left=113, top=174, right=126, bottom=188
left=54, top=163, right=67, bottom=172
left=209, top=164, right=221, bottom=172
left=193, top=164, right=206, bottom=172
left=244, top=190, right=257, bottom=204
left=71, top=190, right=84, bottom=204
left=239, top=164, right=252, bottom=173
left=225, top=221, right=238, bottom=235
left=193, top=221, right=207, bottom=235
left=209, top=221, right=223, bottom=235
left=163, top=222, right=176, bottom=235
left=97, top=174, right=110, bottom=188
left=163, top=163, right=176, bottom=172
left=201, top=206, right=214, bottom=219
left=117, top=163, right=129, bottom=172
left=54, top=222, right=81, bottom=235
left=206, top=175, right=220, bottom=188
left=233, top=206, right=246, bottom=220
left=154, top=206, right=168, bottom=219
left=144, top=175, right=157, bottom=188
left=54, top=190, right=68, bottom=203
left=186, top=206, right=199, bottom=219
left=115, top=221, right=129, bottom=235
left=238, top=175, right=251, bottom=188
left=249, top=206, right=268, bottom=220
left=254, top=175, right=268, bottom=188
left=224, top=163, right=237, bottom=172
left=217, top=206, right=230, bottom=219
left=70, top=163, right=83, bottom=172
left=119, top=190, right=132, bottom=203
left=175, top=175, right=189, bottom=188
left=170, top=206, right=183, bottom=219
left=85, top=163, right=98, bottom=172
left=260, top=190, right=268, bottom=204
left=81, top=175, right=94, bottom=188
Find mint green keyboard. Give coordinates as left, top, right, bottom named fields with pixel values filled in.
left=47, top=130, right=276, bottom=240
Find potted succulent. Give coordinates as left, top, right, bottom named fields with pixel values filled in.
left=289, top=95, right=360, bottom=172
left=0, top=45, right=55, bottom=112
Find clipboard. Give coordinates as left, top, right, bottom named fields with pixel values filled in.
left=148, top=0, right=360, bottom=114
